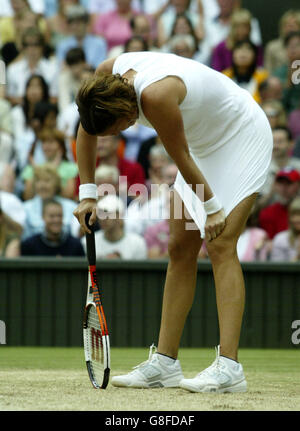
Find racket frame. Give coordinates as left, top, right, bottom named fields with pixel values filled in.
left=83, top=215, right=110, bottom=389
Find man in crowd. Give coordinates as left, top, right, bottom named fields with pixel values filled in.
left=259, top=168, right=300, bottom=239
left=81, top=194, right=147, bottom=260
left=21, top=199, right=85, bottom=256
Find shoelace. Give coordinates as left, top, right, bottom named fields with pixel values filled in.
left=132, top=343, right=157, bottom=371
left=197, top=346, right=222, bottom=378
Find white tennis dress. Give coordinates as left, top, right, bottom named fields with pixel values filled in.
left=112, top=52, right=273, bottom=238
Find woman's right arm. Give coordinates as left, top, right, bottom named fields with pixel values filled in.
left=73, top=124, right=98, bottom=234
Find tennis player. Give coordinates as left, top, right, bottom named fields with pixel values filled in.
left=73, top=51, right=272, bottom=393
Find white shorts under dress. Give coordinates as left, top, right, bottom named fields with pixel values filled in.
left=113, top=52, right=273, bottom=238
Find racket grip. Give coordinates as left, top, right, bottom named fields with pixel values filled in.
left=85, top=213, right=96, bottom=266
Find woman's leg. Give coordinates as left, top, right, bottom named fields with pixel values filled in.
left=157, top=190, right=203, bottom=359
left=206, top=193, right=258, bottom=361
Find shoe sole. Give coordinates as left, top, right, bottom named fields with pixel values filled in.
left=112, top=376, right=183, bottom=389
left=180, top=379, right=247, bottom=393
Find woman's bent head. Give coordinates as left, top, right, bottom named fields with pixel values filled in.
left=76, top=72, right=138, bottom=135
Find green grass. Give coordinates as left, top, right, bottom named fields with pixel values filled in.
left=0, top=347, right=299, bottom=411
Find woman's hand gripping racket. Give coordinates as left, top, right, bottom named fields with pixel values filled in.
left=83, top=213, right=110, bottom=389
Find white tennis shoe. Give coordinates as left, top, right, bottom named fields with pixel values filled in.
left=111, top=344, right=184, bottom=388
left=180, top=346, right=247, bottom=393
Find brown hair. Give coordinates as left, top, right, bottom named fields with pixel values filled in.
left=76, top=72, right=138, bottom=135
left=39, top=128, right=68, bottom=160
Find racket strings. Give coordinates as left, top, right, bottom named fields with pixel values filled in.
left=85, top=306, right=104, bottom=382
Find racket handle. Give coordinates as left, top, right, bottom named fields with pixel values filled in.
left=85, top=213, right=96, bottom=266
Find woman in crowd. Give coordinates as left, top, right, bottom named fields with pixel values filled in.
left=21, top=128, right=78, bottom=201
left=222, top=39, right=269, bottom=104
left=271, top=197, right=300, bottom=262
left=212, top=9, right=263, bottom=72
left=156, top=0, right=204, bottom=48
left=11, top=74, right=50, bottom=141
left=264, top=9, right=300, bottom=73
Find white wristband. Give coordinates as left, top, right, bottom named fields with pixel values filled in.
left=79, top=183, right=98, bottom=201
left=203, top=195, right=223, bottom=215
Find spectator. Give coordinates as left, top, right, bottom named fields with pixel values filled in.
left=129, top=13, right=157, bottom=49
left=47, top=0, right=80, bottom=48
left=119, top=120, right=157, bottom=163
left=259, top=168, right=300, bottom=240
left=55, top=4, right=107, bottom=70
left=203, top=0, right=262, bottom=56
left=211, top=9, right=263, bottom=72
left=81, top=194, right=147, bottom=259
left=270, top=197, right=300, bottom=262
left=21, top=128, right=78, bottom=201
left=11, top=74, right=50, bottom=141
left=258, top=77, right=283, bottom=104
left=57, top=65, right=95, bottom=144
left=92, top=0, right=140, bottom=51
left=124, top=35, right=149, bottom=52
left=23, top=164, right=79, bottom=240
left=14, top=101, right=58, bottom=175
left=265, top=9, right=300, bottom=74
left=288, top=105, right=300, bottom=142
left=168, top=34, right=199, bottom=60
left=88, top=0, right=142, bottom=29
left=126, top=162, right=177, bottom=236
left=21, top=198, right=85, bottom=257
left=144, top=163, right=178, bottom=258
left=222, top=39, right=268, bottom=104
left=58, top=47, right=87, bottom=112
left=0, top=0, right=50, bottom=64
left=0, top=205, right=20, bottom=258
left=95, top=134, right=145, bottom=190
left=156, top=0, right=204, bottom=48
left=236, top=205, right=269, bottom=262
left=261, top=100, right=287, bottom=130
left=108, top=13, right=156, bottom=58
left=0, top=98, right=14, bottom=193
left=6, top=27, right=58, bottom=106
left=146, top=145, right=172, bottom=195
left=260, top=127, right=300, bottom=197
left=161, top=12, right=199, bottom=54
left=95, top=164, right=120, bottom=199
left=272, top=31, right=300, bottom=113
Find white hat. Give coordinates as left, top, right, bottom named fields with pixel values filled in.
left=97, top=195, right=125, bottom=216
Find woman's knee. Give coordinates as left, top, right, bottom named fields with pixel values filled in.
left=206, top=235, right=237, bottom=263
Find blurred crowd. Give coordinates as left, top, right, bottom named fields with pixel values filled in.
left=1, top=0, right=300, bottom=262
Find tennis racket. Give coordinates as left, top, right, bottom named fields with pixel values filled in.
left=83, top=213, right=110, bottom=389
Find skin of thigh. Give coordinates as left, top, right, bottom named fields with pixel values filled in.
left=168, top=189, right=203, bottom=259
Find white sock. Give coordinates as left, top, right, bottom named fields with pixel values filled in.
left=220, top=355, right=239, bottom=369
left=157, top=353, right=176, bottom=366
